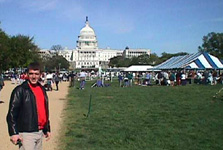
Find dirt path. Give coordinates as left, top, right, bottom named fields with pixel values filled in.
left=0, top=81, right=69, bottom=150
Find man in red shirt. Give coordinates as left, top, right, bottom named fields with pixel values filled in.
left=7, top=62, right=51, bottom=150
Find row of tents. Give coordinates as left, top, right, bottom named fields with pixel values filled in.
left=124, top=52, right=223, bottom=72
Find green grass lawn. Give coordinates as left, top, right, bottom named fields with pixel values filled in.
left=60, top=80, right=223, bottom=150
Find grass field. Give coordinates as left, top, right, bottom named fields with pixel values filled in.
left=60, top=80, right=223, bottom=150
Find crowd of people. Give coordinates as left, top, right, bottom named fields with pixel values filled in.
left=2, top=64, right=223, bottom=150
left=1, top=70, right=90, bottom=91
left=116, top=70, right=223, bottom=87
left=1, top=69, right=223, bottom=92
left=4, top=72, right=64, bottom=91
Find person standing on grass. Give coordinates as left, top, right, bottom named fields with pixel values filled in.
left=46, top=72, right=53, bottom=91
left=169, top=72, right=176, bottom=86
left=118, top=73, right=123, bottom=87
left=124, top=74, right=129, bottom=87
left=176, top=71, right=182, bottom=86
left=79, top=70, right=87, bottom=89
left=145, top=72, right=151, bottom=85
left=0, top=72, right=5, bottom=103
left=6, top=62, right=51, bottom=150
left=69, top=71, right=75, bottom=87
left=157, top=71, right=163, bottom=85
left=127, top=72, right=133, bottom=86
left=181, top=71, right=187, bottom=86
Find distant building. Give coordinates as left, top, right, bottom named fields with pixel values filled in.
left=123, top=46, right=151, bottom=58
left=39, top=17, right=151, bottom=69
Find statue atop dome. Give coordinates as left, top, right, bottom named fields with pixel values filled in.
left=85, top=16, right=90, bottom=26
left=76, top=17, right=98, bottom=50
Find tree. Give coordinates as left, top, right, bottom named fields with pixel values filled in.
left=43, top=55, right=69, bottom=72
left=51, top=45, right=63, bottom=55
left=0, top=23, right=41, bottom=71
left=9, top=35, right=41, bottom=68
left=119, top=58, right=131, bottom=67
left=198, top=32, right=223, bottom=59
left=109, top=56, right=123, bottom=67
left=0, top=27, right=10, bottom=71
left=130, top=54, right=161, bottom=66
left=137, top=54, right=150, bottom=64
left=147, top=53, right=160, bottom=65
left=130, top=56, right=140, bottom=65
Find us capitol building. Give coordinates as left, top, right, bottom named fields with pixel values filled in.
left=40, top=17, right=151, bottom=69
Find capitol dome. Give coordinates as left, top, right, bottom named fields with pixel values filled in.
left=80, top=21, right=95, bottom=36
left=77, top=17, right=98, bottom=50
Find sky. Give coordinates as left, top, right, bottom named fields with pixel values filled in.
left=0, top=0, right=223, bottom=56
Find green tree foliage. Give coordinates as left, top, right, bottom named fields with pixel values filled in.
left=43, top=55, right=70, bottom=72
left=121, top=58, right=131, bottom=67
left=130, top=56, right=139, bottom=65
left=198, top=32, right=223, bottom=59
left=9, top=35, right=41, bottom=68
left=0, top=24, right=41, bottom=71
left=131, top=54, right=160, bottom=66
left=148, top=53, right=160, bottom=65
left=109, top=56, right=130, bottom=67
left=108, top=56, right=118, bottom=67
left=137, top=54, right=150, bottom=64
left=0, top=24, right=69, bottom=72
left=129, top=54, right=156, bottom=65
left=109, top=56, right=132, bottom=67
left=0, top=27, right=10, bottom=71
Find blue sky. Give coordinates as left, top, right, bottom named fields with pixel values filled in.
left=0, top=0, right=223, bottom=55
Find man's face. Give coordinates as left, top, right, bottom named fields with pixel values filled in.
left=28, top=69, right=40, bottom=85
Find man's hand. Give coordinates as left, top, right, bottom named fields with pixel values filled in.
left=10, top=135, right=22, bottom=145
left=44, top=132, right=51, bottom=141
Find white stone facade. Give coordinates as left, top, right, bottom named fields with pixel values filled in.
left=123, top=47, right=151, bottom=58
left=40, top=17, right=151, bottom=69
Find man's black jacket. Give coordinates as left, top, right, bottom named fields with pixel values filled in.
left=6, top=80, right=50, bottom=136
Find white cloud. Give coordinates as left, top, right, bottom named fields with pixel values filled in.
left=15, top=0, right=135, bottom=33
left=22, top=1, right=86, bottom=22
left=20, top=0, right=59, bottom=12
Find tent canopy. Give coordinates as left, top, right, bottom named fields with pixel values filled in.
left=154, top=52, right=223, bottom=70
left=124, top=65, right=153, bottom=72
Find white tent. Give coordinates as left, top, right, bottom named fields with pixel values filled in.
left=124, top=65, right=153, bottom=72
left=154, top=52, right=223, bottom=70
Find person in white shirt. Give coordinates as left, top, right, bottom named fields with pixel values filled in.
left=79, top=71, right=87, bottom=89
left=181, top=72, right=187, bottom=86
left=46, top=72, right=53, bottom=91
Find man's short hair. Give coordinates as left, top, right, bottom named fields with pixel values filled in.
left=28, top=62, right=41, bottom=72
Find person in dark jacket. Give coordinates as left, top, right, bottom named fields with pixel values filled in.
left=6, top=62, right=51, bottom=149
left=0, top=72, right=5, bottom=103
left=54, top=73, right=60, bottom=91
